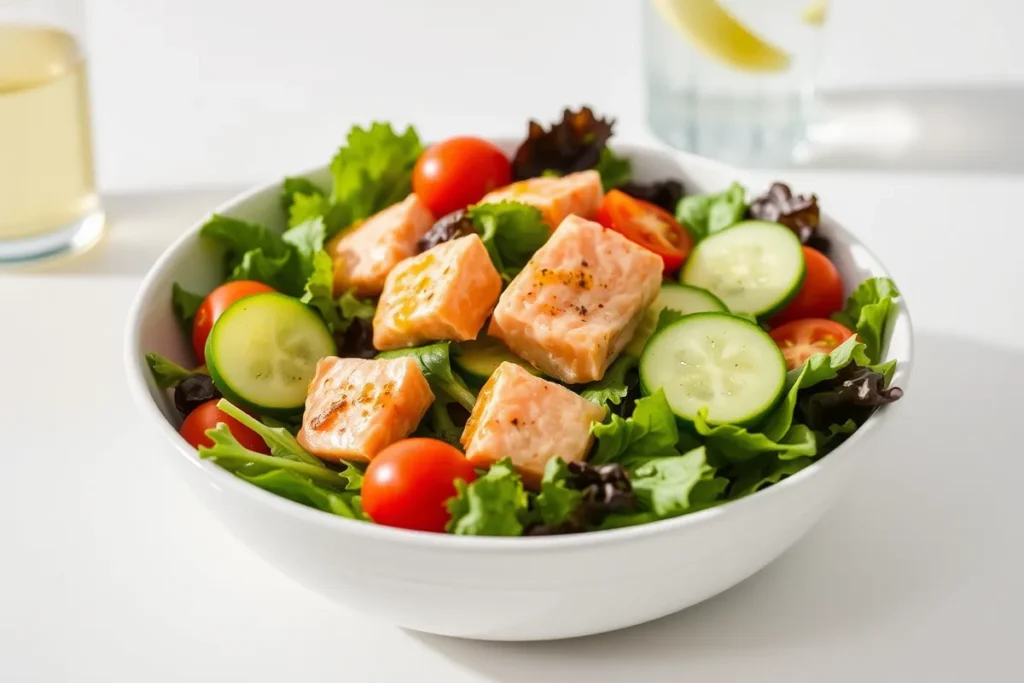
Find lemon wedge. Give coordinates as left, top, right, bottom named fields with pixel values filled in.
left=801, top=0, right=828, bottom=26
left=651, top=0, right=791, bottom=74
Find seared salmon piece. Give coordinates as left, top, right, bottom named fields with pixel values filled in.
left=461, top=362, right=607, bottom=487
left=297, top=356, right=434, bottom=463
left=489, top=214, right=663, bottom=384
left=373, top=234, right=502, bottom=350
left=327, top=193, right=435, bottom=297
left=479, top=170, right=602, bottom=228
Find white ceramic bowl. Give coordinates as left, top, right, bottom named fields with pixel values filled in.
left=124, top=141, right=913, bottom=641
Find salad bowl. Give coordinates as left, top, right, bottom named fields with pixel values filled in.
left=125, top=137, right=912, bottom=641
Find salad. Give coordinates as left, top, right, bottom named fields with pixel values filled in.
left=145, top=107, right=904, bottom=537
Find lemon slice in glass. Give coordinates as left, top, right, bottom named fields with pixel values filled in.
left=651, top=0, right=791, bottom=73
left=801, top=0, right=829, bottom=26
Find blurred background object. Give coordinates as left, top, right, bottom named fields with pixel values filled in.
left=643, top=0, right=828, bottom=166
left=0, top=0, right=102, bottom=262
left=75, top=0, right=1024, bottom=192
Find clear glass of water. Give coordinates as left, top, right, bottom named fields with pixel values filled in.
left=0, top=0, right=103, bottom=263
left=643, top=0, right=827, bottom=167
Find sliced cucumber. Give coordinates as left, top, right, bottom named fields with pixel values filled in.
left=454, top=337, right=542, bottom=386
left=206, top=293, right=337, bottom=415
left=625, top=284, right=728, bottom=357
left=640, top=312, right=786, bottom=426
left=681, top=220, right=804, bottom=317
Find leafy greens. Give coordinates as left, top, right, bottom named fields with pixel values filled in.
left=676, top=182, right=747, bottom=241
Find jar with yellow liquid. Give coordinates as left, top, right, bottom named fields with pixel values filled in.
left=643, top=0, right=828, bottom=167
left=0, top=0, right=102, bottom=262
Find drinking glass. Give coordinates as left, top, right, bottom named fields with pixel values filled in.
left=0, top=0, right=102, bottom=262
left=643, top=0, right=828, bottom=167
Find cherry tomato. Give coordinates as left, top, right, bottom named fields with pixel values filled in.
left=769, top=247, right=844, bottom=326
left=596, top=189, right=693, bottom=272
left=362, top=438, right=478, bottom=533
left=413, top=137, right=512, bottom=217
left=769, top=319, right=856, bottom=370
left=179, top=399, right=271, bottom=453
left=192, top=280, right=275, bottom=363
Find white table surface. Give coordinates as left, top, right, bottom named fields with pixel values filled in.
left=4, top=0, right=1024, bottom=680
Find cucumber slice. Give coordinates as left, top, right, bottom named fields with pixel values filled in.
left=454, top=337, right=542, bottom=386
left=681, top=220, right=805, bottom=317
left=206, top=293, right=337, bottom=415
left=640, top=312, right=786, bottom=426
left=625, top=284, right=728, bottom=357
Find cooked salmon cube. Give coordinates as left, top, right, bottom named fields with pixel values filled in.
left=479, top=170, right=602, bottom=229
left=297, top=356, right=434, bottom=463
left=461, top=362, right=607, bottom=487
left=489, top=214, right=663, bottom=384
left=327, top=193, right=435, bottom=297
left=373, top=234, right=502, bottom=350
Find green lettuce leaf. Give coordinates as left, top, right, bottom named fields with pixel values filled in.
left=199, top=422, right=349, bottom=487
left=691, top=337, right=875, bottom=467
left=171, top=283, right=205, bottom=328
left=214, top=400, right=362, bottom=488
left=630, top=446, right=728, bottom=517
left=594, top=147, right=633, bottom=191
left=238, top=469, right=361, bottom=519
left=281, top=177, right=325, bottom=213
left=446, top=457, right=527, bottom=536
left=145, top=352, right=193, bottom=389
left=198, top=215, right=306, bottom=294
left=581, top=355, right=637, bottom=408
left=288, top=193, right=332, bottom=229
left=299, top=249, right=375, bottom=334
left=377, top=342, right=477, bottom=411
left=694, top=409, right=818, bottom=464
left=762, top=335, right=873, bottom=441
left=466, top=202, right=550, bottom=280
left=654, top=307, right=685, bottom=335
left=231, top=248, right=292, bottom=286
left=282, top=217, right=326, bottom=275
left=815, top=419, right=858, bottom=451
left=590, top=390, right=680, bottom=465
left=832, top=277, right=900, bottom=363
left=535, top=457, right=584, bottom=526
left=676, top=182, right=747, bottom=241
left=328, top=123, right=423, bottom=238
left=729, top=455, right=814, bottom=499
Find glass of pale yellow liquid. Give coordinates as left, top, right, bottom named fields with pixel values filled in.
left=0, top=0, right=102, bottom=262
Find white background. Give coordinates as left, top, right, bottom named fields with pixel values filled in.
left=3, top=1, right=1024, bottom=682
left=85, top=0, right=1024, bottom=190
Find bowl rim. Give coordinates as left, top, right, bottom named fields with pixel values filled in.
left=124, top=141, right=914, bottom=552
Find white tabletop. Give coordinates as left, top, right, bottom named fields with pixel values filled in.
left=4, top=0, right=1024, bottom=680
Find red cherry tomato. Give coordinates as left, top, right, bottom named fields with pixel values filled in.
left=769, top=247, right=844, bottom=326
left=413, top=136, right=512, bottom=217
left=178, top=399, right=270, bottom=453
left=769, top=319, right=856, bottom=370
left=596, top=189, right=693, bottom=272
left=362, top=438, right=478, bottom=533
left=192, top=280, right=275, bottom=363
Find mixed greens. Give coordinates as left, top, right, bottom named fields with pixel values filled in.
left=146, top=106, right=904, bottom=537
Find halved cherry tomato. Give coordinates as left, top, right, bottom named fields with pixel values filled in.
left=769, top=318, right=855, bottom=370
left=362, top=438, right=478, bottom=533
left=596, top=189, right=693, bottom=272
left=179, top=399, right=270, bottom=454
left=192, top=280, right=275, bottom=364
left=768, top=247, right=844, bottom=326
left=413, top=137, right=512, bottom=217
